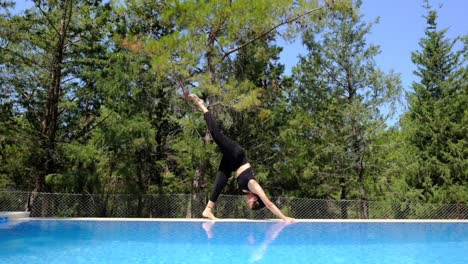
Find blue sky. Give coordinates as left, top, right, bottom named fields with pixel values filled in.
left=12, top=0, right=468, bottom=125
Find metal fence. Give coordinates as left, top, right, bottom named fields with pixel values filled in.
left=0, top=190, right=466, bottom=219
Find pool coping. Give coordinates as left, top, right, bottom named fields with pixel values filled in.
left=20, top=217, right=468, bottom=223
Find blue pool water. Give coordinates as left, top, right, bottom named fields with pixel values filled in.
left=0, top=220, right=467, bottom=264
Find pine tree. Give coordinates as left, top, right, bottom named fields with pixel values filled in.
left=0, top=0, right=111, bottom=194
left=402, top=2, right=467, bottom=203
left=87, top=1, right=186, bottom=214
left=282, top=0, right=401, bottom=217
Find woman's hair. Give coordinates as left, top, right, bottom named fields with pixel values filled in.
left=251, top=195, right=265, bottom=210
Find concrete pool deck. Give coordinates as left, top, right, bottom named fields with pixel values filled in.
left=0, top=212, right=31, bottom=228
left=0, top=211, right=30, bottom=220
left=2, top=211, right=466, bottom=223
left=20, top=217, right=468, bottom=223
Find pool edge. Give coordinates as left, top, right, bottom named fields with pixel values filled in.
left=23, top=217, right=468, bottom=223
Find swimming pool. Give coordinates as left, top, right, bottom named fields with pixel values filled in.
left=1, top=219, right=467, bottom=264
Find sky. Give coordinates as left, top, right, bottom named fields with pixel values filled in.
left=11, top=0, right=468, bottom=125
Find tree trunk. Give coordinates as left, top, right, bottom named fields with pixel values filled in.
left=346, top=63, right=368, bottom=219
left=136, top=151, right=146, bottom=217
left=34, top=0, right=70, bottom=193
left=340, top=179, right=348, bottom=219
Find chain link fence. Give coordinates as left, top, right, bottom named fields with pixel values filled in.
left=0, top=190, right=466, bottom=219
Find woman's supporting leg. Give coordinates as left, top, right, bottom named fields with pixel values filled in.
left=203, top=169, right=229, bottom=220
left=209, top=170, right=229, bottom=203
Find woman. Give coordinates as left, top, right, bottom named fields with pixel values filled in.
left=189, top=94, right=294, bottom=223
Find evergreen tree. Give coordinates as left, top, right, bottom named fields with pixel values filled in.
left=402, top=2, right=467, bottom=203
left=0, top=0, right=111, bottom=193
left=282, top=0, right=401, bottom=217
left=89, top=0, right=182, bottom=200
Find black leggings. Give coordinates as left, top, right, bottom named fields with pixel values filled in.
left=204, top=112, right=248, bottom=202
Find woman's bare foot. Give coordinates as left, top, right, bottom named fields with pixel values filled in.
left=189, top=94, right=202, bottom=104
left=189, top=94, right=208, bottom=113
left=202, top=206, right=218, bottom=220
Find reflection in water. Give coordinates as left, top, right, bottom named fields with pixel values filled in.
left=249, top=222, right=292, bottom=263
left=202, top=221, right=215, bottom=239
left=201, top=221, right=294, bottom=263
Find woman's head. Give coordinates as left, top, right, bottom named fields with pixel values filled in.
left=245, top=192, right=265, bottom=210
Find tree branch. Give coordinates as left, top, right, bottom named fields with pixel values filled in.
left=0, top=46, right=48, bottom=71
left=69, top=111, right=114, bottom=142
left=221, top=5, right=327, bottom=61
left=33, top=0, right=60, bottom=36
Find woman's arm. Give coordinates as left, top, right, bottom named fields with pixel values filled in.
left=247, top=180, right=295, bottom=222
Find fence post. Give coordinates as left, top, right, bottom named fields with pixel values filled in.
left=186, top=194, right=192, bottom=219
left=356, top=201, right=360, bottom=219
